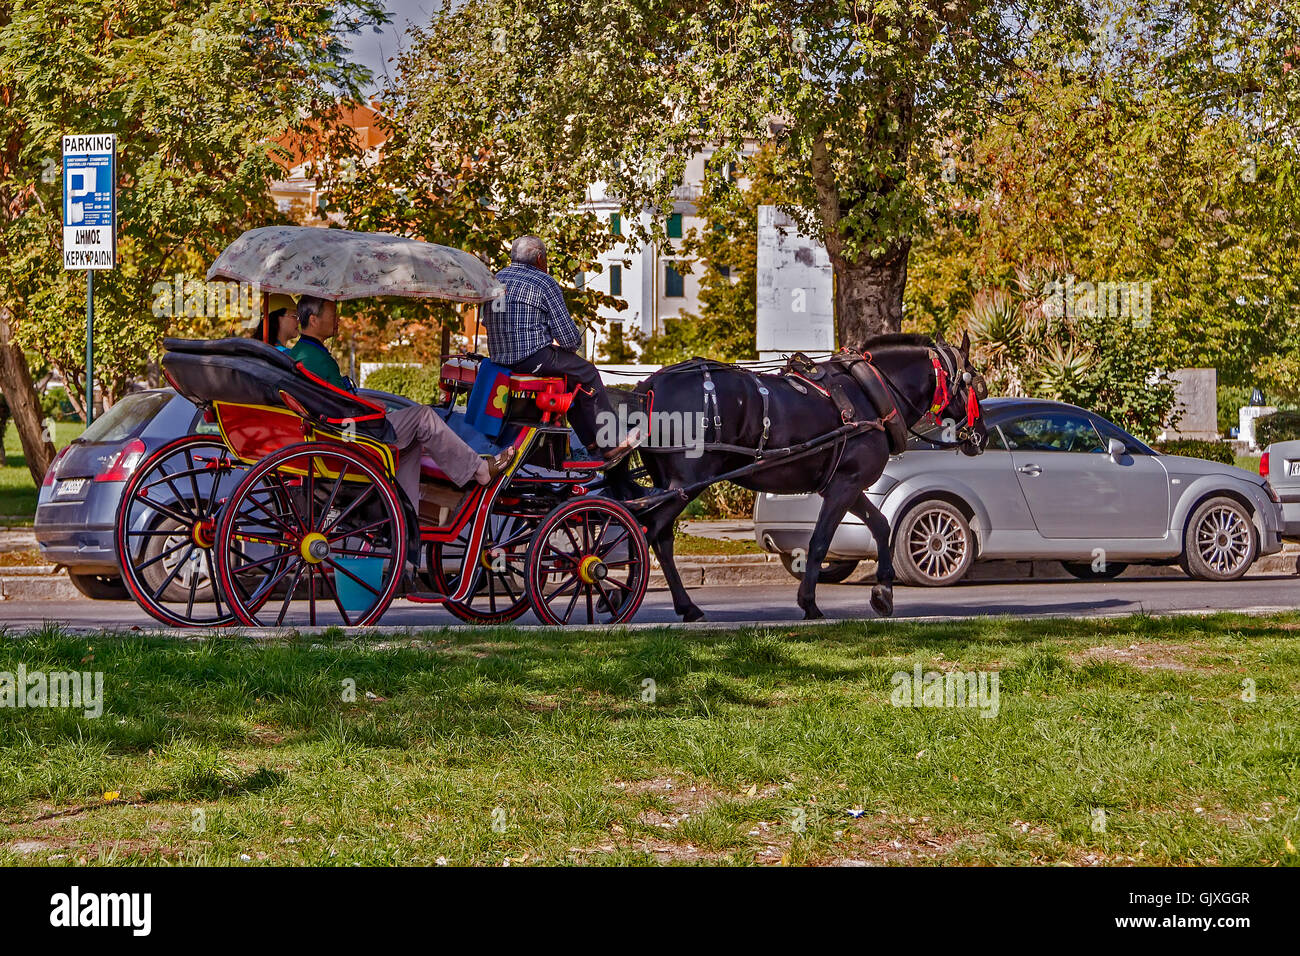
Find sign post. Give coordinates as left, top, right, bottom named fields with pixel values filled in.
left=62, top=134, right=116, bottom=425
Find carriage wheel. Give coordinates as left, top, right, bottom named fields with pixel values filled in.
left=215, top=443, right=406, bottom=627
left=524, top=497, right=649, bottom=626
left=425, top=511, right=538, bottom=624
left=115, top=436, right=249, bottom=628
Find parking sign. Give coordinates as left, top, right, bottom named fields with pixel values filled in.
left=62, top=134, right=116, bottom=270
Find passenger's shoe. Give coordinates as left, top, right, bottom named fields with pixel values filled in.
left=486, top=446, right=514, bottom=479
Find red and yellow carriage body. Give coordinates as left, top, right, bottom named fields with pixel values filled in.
left=117, top=333, right=649, bottom=629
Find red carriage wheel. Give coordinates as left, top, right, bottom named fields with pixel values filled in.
left=524, top=497, right=649, bottom=627
left=426, top=510, right=538, bottom=624
left=215, top=443, right=406, bottom=627
left=116, top=436, right=252, bottom=628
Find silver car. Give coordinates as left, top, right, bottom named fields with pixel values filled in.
left=754, top=398, right=1284, bottom=586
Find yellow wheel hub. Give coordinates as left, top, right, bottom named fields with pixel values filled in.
left=191, top=518, right=216, bottom=550
left=300, top=531, right=330, bottom=564
left=578, top=555, right=607, bottom=584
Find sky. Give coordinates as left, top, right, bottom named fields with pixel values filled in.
left=346, top=0, right=439, bottom=97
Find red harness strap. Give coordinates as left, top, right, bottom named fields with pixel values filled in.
left=928, top=353, right=951, bottom=419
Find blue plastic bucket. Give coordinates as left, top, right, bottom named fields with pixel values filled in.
left=333, top=556, right=388, bottom=613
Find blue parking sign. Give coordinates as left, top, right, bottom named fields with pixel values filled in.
left=62, top=134, right=116, bottom=270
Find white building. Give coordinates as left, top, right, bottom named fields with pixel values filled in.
left=577, top=147, right=754, bottom=359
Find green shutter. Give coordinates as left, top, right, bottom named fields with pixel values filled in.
left=665, top=263, right=684, bottom=297
left=667, top=213, right=682, bottom=238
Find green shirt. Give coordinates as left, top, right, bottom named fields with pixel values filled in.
left=289, top=336, right=352, bottom=391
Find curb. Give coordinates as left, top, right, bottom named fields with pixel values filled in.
left=4, top=552, right=1296, bottom=602
left=0, top=568, right=81, bottom=602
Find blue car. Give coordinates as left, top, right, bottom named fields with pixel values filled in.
left=36, top=389, right=212, bottom=598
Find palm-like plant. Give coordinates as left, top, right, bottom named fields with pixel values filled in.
left=1035, top=339, right=1094, bottom=399
left=961, top=259, right=1095, bottom=399
left=961, top=289, right=1030, bottom=395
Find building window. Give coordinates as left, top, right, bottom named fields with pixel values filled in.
left=609, top=264, right=622, bottom=296
left=664, top=263, right=684, bottom=297
left=715, top=264, right=731, bottom=279
left=667, top=213, right=682, bottom=239
left=610, top=213, right=622, bottom=236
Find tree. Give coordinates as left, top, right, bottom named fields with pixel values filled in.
left=326, top=96, right=620, bottom=365
left=0, top=0, right=381, bottom=482
left=908, top=1, right=1300, bottom=411
left=397, top=0, right=1087, bottom=352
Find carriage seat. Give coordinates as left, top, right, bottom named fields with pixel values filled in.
left=440, top=354, right=574, bottom=417
left=161, top=337, right=397, bottom=445
left=508, top=374, right=575, bottom=415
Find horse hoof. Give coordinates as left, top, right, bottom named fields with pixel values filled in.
left=870, top=585, right=894, bottom=618
left=681, top=607, right=706, bottom=623
left=802, top=606, right=824, bottom=620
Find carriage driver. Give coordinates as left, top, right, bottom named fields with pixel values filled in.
left=290, top=295, right=511, bottom=513
left=488, top=236, right=640, bottom=462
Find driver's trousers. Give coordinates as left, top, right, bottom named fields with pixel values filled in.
left=510, top=345, right=613, bottom=452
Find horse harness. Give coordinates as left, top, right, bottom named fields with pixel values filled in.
left=624, top=348, right=974, bottom=513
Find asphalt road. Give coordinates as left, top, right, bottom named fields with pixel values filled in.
left=1, top=573, right=1298, bottom=631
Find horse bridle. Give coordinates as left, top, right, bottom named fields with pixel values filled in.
left=875, top=344, right=985, bottom=450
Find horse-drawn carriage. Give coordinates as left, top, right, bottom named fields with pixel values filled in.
left=114, top=227, right=650, bottom=629
left=115, top=226, right=989, bottom=629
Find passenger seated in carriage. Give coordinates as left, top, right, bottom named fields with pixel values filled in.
left=264, top=293, right=299, bottom=352
left=289, top=295, right=511, bottom=511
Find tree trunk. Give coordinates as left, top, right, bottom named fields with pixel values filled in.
left=0, top=304, right=55, bottom=484
left=832, top=239, right=911, bottom=349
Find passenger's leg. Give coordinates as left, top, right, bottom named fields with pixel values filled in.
left=387, top=405, right=486, bottom=510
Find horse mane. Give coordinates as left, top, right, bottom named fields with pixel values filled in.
left=859, top=332, right=933, bottom=350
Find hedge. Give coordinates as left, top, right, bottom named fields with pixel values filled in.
left=1152, top=439, right=1236, bottom=464
left=683, top=481, right=756, bottom=519
left=363, top=364, right=440, bottom=405
left=1255, top=410, right=1300, bottom=448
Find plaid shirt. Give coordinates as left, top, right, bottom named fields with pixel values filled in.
left=486, top=263, right=582, bottom=365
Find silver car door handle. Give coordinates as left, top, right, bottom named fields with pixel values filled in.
left=1016, top=464, right=1042, bottom=476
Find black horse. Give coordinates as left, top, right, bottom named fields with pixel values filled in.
left=615, top=332, right=989, bottom=622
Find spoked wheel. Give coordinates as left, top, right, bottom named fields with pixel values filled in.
left=524, top=497, right=649, bottom=626
left=426, top=511, right=538, bottom=624
left=215, top=443, right=406, bottom=627
left=115, top=436, right=249, bottom=627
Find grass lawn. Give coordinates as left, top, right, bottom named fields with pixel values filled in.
left=673, top=532, right=762, bottom=556
left=0, top=422, right=84, bottom=522
left=1, top=613, right=1296, bottom=866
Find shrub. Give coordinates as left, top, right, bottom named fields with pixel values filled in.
left=1217, top=385, right=1251, bottom=436
left=40, top=386, right=75, bottom=422
left=683, top=481, right=756, bottom=519
left=1255, top=410, right=1300, bottom=448
left=1152, top=439, right=1236, bottom=464
left=363, top=364, right=440, bottom=405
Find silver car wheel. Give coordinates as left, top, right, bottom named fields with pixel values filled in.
left=908, top=509, right=969, bottom=580
left=1195, top=505, right=1251, bottom=575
